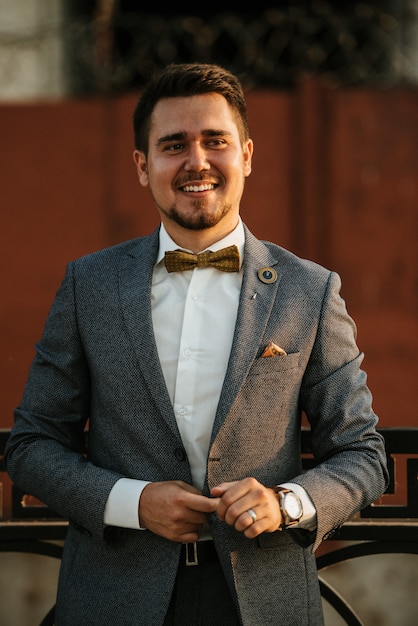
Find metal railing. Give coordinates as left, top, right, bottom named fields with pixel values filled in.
left=1, top=427, right=418, bottom=626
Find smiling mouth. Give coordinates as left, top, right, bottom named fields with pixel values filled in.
left=180, top=183, right=217, bottom=192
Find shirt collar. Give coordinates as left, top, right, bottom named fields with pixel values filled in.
left=156, top=218, right=245, bottom=267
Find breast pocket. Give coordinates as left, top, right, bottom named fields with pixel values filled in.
left=242, top=352, right=302, bottom=418
left=249, top=352, right=301, bottom=377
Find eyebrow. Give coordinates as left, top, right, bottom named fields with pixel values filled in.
left=155, top=129, right=232, bottom=146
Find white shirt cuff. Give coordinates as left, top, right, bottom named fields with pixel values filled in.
left=104, top=478, right=150, bottom=530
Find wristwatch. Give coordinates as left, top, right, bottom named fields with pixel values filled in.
left=270, top=486, right=303, bottom=530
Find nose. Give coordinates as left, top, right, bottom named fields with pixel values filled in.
left=184, top=143, right=210, bottom=171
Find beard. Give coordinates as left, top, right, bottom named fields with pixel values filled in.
left=158, top=199, right=233, bottom=231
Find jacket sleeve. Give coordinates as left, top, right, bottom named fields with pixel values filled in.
left=5, top=262, right=123, bottom=543
left=295, top=271, right=389, bottom=551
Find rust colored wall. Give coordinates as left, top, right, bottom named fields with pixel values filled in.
left=1, top=81, right=417, bottom=431
left=325, top=86, right=418, bottom=425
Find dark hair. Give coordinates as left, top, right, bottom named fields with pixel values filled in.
left=133, top=63, right=250, bottom=154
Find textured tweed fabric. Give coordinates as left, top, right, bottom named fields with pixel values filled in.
left=5, top=225, right=388, bottom=625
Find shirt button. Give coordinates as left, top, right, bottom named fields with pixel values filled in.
left=184, top=348, right=191, bottom=356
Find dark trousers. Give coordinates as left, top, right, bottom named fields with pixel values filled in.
left=163, top=543, right=241, bottom=626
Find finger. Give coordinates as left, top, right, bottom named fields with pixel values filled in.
left=230, top=507, right=260, bottom=533
left=187, top=494, right=220, bottom=515
left=160, top=522, right=203, bottom=544
left=247, top=508, right=257, bottom=524
left=210, top=481, right=238, bottom=496
left=212, top=477, right=262, bottom=504
left=212, top=481, right=251, bottom=520
left=150, top=506, right=208, bottom=543
left=139, top=482, right=214, bottom=540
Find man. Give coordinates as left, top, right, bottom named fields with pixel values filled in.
left=5, top=63, right=388, bottom=625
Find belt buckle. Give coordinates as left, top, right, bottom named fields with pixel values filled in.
left=185, top=541, right=198, bottom=566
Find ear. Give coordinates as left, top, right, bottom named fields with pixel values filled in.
left=133, top=150, right=149, bottom=187
left=243, top=139, right=253, bottom=177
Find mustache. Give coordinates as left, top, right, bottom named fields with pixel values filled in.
left=175, top=173, right=220, bottom=186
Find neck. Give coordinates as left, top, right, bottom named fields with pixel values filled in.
left=162, top=219, right=240, bottom=253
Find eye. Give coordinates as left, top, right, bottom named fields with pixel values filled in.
left=207, top=138, right=226, bottom=147
left=165, top=143, right=184, bottom=152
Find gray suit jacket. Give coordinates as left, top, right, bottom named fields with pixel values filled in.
left=5, top=225, right=388, bottom=625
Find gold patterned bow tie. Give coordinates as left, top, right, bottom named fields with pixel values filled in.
left=164, top=245, right=240, bottom=273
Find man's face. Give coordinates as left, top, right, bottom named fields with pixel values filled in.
left=134, top=93, right=253, bottom=240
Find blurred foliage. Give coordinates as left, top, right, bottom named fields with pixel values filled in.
left=62, top=0, right=418, bottom=93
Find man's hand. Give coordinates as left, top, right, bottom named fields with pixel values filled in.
left=139, top=480, right=219, bottom=543
left=211, top=477, right=282, bottom=538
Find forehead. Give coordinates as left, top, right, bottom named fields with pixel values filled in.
left=150, top=93, right=241, bottom=139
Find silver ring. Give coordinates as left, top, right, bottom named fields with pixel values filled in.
left=247, top=509, right=257, bottom=523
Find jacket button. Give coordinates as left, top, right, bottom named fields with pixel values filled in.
left=174, top=447, right=186, bottom=461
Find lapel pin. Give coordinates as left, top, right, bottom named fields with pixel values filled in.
left=257, top=267, right=277, bottom=284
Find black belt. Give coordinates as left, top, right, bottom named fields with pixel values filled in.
left=180, top=541, right=219, bottom=566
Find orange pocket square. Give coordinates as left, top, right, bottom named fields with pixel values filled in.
left=262, top=341, right=287, bottom=357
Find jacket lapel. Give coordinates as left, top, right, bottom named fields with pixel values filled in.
left=118, top=228, right=180, bottom=439
left=211, top=227, right=282, bottom=442
left=117, top=225, right=282, bottom=444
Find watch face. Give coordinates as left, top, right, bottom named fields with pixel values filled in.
left=284, top=492, right=302, bottom=520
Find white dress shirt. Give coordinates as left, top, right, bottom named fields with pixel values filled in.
left=104, top=219, right=316, bottom=531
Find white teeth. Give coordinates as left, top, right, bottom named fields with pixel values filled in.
left=182, top=184, right=214, bottom=192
